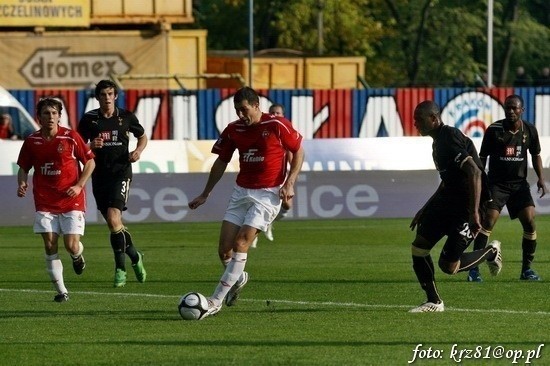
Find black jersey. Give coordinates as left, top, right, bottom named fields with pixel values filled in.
left=432, top=125, right=489, bottom=201
left=78, top=107, right=145, bottom=179
left=479, top=119, right=541, bottom=184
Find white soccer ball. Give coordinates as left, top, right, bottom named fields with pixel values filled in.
left=178, top=292, right=209, bottom=321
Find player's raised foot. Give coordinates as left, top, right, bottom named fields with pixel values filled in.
left=132, top=251, right=147, bottom=283
left=264, top=224, right=274, bottom=241
left=486, top=240, right=502, bottom=276
left=251, top=236, right=258, bottom=248
left=225, top=271, right=249, bottom=307
left=204, top=298, right=222, bottom=318
left=467, top=267, right=483, bottom=282
left=113, top=268, right=127, bottom=288
left=53, top=293, right=69, bottom=303
left=409, top=301, right=444, bottom=313
left=520, top=268, right=541, bottom=281
left=72, top=254, right=86, bottom=275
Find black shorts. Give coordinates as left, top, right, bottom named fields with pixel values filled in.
left=487, top=181, right=534, bottom=219
left=92, top=177, right=132, bottom=216
left=416, top=194, right=474, bottom=262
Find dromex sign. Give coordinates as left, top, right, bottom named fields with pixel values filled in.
left=19, top=48, right=131, bottom=87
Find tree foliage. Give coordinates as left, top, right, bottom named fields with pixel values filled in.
left=190, top=0, right=549, bottom=87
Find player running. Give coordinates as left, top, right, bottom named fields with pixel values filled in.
left=408, top=100, right=502, bottom=312
left=17, top=97, right=95, bottom=302
left=188, top=87, right=304, bottom=318
left=78, top=80, right=148, bottom=288
left=467, top=94, right=546, bottom=282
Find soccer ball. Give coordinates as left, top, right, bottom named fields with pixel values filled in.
left=178, top=292, right=209, bottom=321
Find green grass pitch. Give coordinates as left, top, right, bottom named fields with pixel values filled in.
left=0, top=218, right=548, bottom=365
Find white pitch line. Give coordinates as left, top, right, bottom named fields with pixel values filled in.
left=1, top=288, right=549, bottom=316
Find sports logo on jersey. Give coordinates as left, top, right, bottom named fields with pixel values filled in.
left=40, top=162, right=61, bottom=176
left=99, top=131, right=111, bottom=140
left=242, top=149, right=265, bottom=162
left=262, top=130, right=270, bottom=138
left=57, top=143, right=64, bottom=153
left=453, top=152, right=464, bottom=164
left=505, top=146, right=516, bottom=157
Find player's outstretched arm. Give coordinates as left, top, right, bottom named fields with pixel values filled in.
left=189, top=157, right=228, bottom=210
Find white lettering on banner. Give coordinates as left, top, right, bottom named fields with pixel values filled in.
left=309, top=184, right=379, bottom=218
left=4, top=138, right=550, bottom=176
left=535, top=95, right=550, bottom=137
left=302, top=160, right=380, bottom=171
left=289, top=95, right=329, bottom=139
left=311, top=185, right=343, bottom=217
left=2, top=170, right=549, bottom=225
left=124, top=187, right=189, bottom=222
left=124, top=188, right=151, bottom=222
left=133, top=97, right=161, bottom=140
left=109, top=174, right=380, bottom=223
left=348, top=185, right=379, bottom=216
left=80, top=91, right=550, bottom=142
left=359, top=96, right=404, bottom=137
left=213, top=94, right=328, bottom=139
left=295, top=175, right=308, bottom=217
left=172, top=94, right=198, bottom=140
left=153, top=187, right=189, bottom=221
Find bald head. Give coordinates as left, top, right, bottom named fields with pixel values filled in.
left=414, top=100, right=442, bottom=137
left=415, top=100, right=440, bottom=117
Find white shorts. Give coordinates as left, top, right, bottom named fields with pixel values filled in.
left=223, top=185, right=281, bottom=232
left=33, top=211, right=86, bottom=235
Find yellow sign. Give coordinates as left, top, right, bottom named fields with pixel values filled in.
left=0, top=0, right=90, bottom=27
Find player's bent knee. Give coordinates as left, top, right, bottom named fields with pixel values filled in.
left=438, top=257, right=459, bottom=275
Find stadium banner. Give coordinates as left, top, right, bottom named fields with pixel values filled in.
left=0, top=0, right=90, bottom=27
left=4, top=88, right=550, bottom=140
left=1, top=169, right=549, bottom=226
left=4, top=137, right=550, bottom=176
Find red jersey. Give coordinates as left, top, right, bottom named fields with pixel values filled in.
left=212, top=113, right=302, bottom=188
left=17, top=126, right=95, bottom=213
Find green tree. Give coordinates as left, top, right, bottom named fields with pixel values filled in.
left=189, top=0, right=549, bottom=87
left=493, top=0, right=550, bottom=85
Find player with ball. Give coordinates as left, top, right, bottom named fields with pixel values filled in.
left=187, top=87, right=304, bottom=319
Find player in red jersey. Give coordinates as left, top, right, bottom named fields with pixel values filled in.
left=251, top=103, right=293, bottom=248
left=189, top=87, right=304, bottom=318
left=17, top=97, right=95, bottom=302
